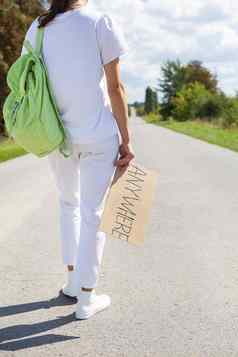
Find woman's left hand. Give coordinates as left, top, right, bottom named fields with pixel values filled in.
left=114, top=142, right=135, bottom=168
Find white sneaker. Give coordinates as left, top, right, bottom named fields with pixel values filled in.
left=62, top=270, right=79, bottom=298
left=75, top=289, right=111, bottom=320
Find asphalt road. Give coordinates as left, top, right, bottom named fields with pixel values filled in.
left=1, top=112, right=238, bottom=356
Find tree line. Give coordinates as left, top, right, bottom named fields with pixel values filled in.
left=136, top=60, right=238, bottom=129
left=1, top=3, right=237, bottom=135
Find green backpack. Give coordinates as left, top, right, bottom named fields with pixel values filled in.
left=3, top=24, right=72, bottom=158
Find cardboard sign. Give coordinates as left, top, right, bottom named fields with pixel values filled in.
left=99, top=161, right=158, bottom=245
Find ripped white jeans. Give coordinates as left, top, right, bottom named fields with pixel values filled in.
left=47, top=133, right=120, bottom=289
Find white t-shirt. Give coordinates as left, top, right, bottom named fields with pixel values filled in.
left=21, top=5, right=129, bottom=144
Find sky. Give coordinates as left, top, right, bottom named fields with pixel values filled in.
left=88, top=0, right=238, bottom=104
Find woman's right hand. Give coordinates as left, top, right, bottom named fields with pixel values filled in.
left=114, top=142, right=135, bottom=169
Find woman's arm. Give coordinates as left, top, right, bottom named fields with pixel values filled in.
left=104, top=57, right=130, bottom=143
left=104, top=57, right=135, bottom=167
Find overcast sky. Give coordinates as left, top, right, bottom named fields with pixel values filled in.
left=89, top=0, right=238, bottom=104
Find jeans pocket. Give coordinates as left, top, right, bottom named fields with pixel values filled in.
left=95, top=138, right=120, bottom=163
left=76, top=135, right=120, bottom=160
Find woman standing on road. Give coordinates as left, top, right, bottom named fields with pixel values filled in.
left=21, top=0, right=134, bottom=319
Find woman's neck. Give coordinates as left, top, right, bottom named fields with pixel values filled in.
left=67, top=0, right=86, bottom=11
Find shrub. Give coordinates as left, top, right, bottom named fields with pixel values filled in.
left=221, top=97, right=238, bottom=128
left=171, top=82, right=210, bottom=121
left=171, top=82, right=226, bottom=122
left=197, top=92, right=226, bottom=120
left=145, top=112, right=161, bottom=124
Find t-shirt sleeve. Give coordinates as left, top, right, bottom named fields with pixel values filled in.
left=20, top=18, right=39, bottom=56
left=96, top=14, right=129, bottom=65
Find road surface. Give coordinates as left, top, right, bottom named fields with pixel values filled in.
left=1, top=111, right=238, bottom=356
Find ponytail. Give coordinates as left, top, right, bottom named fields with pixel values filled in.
left=38, top=0, right=73, bottom=28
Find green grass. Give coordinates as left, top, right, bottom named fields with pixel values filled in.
left=144, top=115, right=238, bottom=153
left=0, top=137, right=27, bottom=163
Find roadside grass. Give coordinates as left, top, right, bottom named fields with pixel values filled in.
left=144, top=114, right=238, bottom=153
left=0, top=137, right=27, bottom=163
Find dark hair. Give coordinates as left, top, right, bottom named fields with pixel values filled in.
left=38, top=0, right=80, bottom=28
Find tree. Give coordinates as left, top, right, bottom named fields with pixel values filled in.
left=144, top=86, right=158, bottom=114
left=184, top=60, right=218, bottom=93
left=158, top=59, right=219, bottom=117
left=152, top=89, right=158, bottom=113
left=158, top=60, right=184, bottom=99
left=144, top=86, right=154, bottom=114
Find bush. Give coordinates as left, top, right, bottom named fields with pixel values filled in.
left=220, top=97, right=238, bottom=128
left=171, top=82, right=226, bottom=122
left=171, top=82, right=209, bottom=121
left=145, top=112, right=161, bottom=124
left=197, top=93, right=226, bottom=120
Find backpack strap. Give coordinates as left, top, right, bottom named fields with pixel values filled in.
left=34, top=26, right=72, bottom=158
left=23, top=39, right=34, bottom=54
left=22, top=27, right=44, bottom=56
left=35, top=27, right=44, bottom=56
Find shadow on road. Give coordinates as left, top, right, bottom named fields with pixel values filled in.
left=0, top=291, right=80, bottom=351
left=0, top=290, right=77, bottom=317
left=0, top=332, right=79, bottom=351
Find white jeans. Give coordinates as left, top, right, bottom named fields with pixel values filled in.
left=47, top=133, right=120, bottom=289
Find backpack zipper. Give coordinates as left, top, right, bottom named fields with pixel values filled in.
left=10, top=98, right=23, bottom=138
left=12, top=101, right=19, bottom=117
left=12, top=98, right=23, bottom=124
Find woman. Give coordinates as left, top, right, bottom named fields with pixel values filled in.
left=21, top=0, right=134, bottom=320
